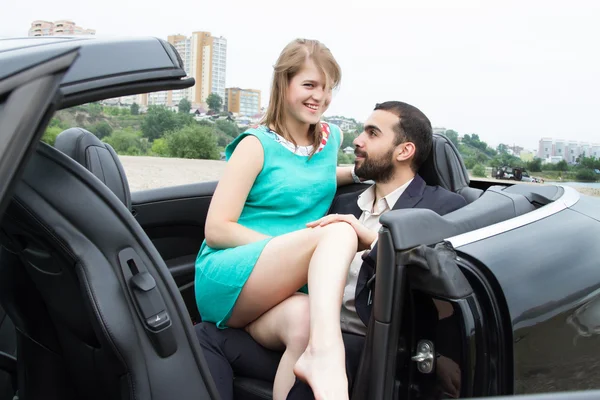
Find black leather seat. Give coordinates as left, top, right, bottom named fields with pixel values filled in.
left=54, top=127, right=132, bottom=210
left=418, top=133, right=483, bottom=203
left=0, top=142, right=219, bottom=399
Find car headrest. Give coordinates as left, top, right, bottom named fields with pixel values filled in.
left=418, top=133, right=470, bottom=193
left=54, top=128, right=132, bottom=210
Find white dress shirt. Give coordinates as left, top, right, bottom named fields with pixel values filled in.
left=339, top=178, right=413, bottom=336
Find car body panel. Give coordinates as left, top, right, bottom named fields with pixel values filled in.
left=450, top=189, right=600, bottom=395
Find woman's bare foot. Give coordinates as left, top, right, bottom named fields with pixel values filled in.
left=293, top=344, right=349, bottom=400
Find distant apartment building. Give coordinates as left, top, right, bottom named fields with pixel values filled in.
left=537, top=137, right=600, bottom=163
left=554, top=139, right=566, bottom=160
left=567, top=141, right=579, bottom=164
left=142, top=31, right=227, bottom=108
left=166, top=34, right=193, bottom=106
left=28, top=20, right=95, bottom=36
left=211, top=37, right=227, bottom=102
left=538, top=138, right=553, bottom=160
left=225, top=88, right=261, bottom=116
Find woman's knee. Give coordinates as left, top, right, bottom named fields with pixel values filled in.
left=281, top=295, right=310, bottom=350
left=319, top=222, right=358, bottom=244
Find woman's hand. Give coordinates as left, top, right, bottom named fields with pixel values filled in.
left=307, top=214, right=377, bottom=251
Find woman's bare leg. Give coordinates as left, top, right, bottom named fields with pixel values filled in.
left=245, top=293, right=310, bottom=400
left=226, top=222, right=357, bottom=399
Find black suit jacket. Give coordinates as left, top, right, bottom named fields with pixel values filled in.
left=328, top=173, right=467, bottom=326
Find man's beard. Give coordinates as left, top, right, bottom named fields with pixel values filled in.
left=354, top=148, right=395, bottom=183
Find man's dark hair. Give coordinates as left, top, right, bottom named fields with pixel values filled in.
left=374, top=101, right=433, bottom=172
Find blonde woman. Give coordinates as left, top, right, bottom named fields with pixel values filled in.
left=195, top=39, right=365, bottom=400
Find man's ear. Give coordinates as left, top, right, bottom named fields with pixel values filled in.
left=396, top=142, right=416, bottom=163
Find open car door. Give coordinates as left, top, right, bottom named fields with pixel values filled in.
left=351, top=207, right=502, bottom=400
left=351, top=239, right=485, bottom=400
left=0, top=47, right=79, bottom=398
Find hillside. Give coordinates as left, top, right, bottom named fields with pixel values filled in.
left=53, top=105, right=145, bottom=134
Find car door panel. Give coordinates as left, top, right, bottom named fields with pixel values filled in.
left=131, top=182, right=216, bottom=323
left=456, top=205, right=600, bottom=396
left=0, top=47, right=79, bottom=400
left=131, top=183, right=215, bottom=273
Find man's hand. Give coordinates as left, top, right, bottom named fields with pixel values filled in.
left=307, top=214, right=377, bottom=251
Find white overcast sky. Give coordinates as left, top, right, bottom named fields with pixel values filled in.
left=3, top=0, right=599, bottom=150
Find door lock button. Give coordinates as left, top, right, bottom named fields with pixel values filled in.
left=146, top=310, right=170, bottom=332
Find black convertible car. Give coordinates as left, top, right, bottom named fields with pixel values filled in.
left=1, top=36, right=600, bottom=400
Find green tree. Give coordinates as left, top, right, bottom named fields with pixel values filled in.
left=178, top=98, right=192, bottom=114
left=526, top=157, right=542, bottom=172
left=206, top=93, right=223, bottom=113
left=130, top=102, right=140, bottom=115
left=496, top=143, right=509, bottom=154
left=215, top=120, right=239, bottom=138
left=87, top=103, right=103, bottom=119
left=342, top=131, right=359, bottom=149
left=164, top=125, right=220, bottom=160
left=176, top=112, right=196, bottom=127
left=576, top=169, right=598, bottom=182
left=48, top=117, right=68, bottom=130
left=337, top=150, right=353, bottom=165
left=556, top=159, right=569, bottom=171
left=472, top=164, right=487, bottom=177
left=141, top=105, right=180, bottom=140
left=490, top=153, right=523, bottom=168
left=90, top=121, right=113, bottom=139
left=103, top=128, right=148, bottom=155
left=579, top=156, right=600, bottom=170
left=150, top=138, right=170, bottom=156
left=104, top=106, right=121, bottom=117
left=444, top=130, right=459, bottom=147
left=463, top=157, right=477, bottom=169
left=41, top=126, right=63, bottom=146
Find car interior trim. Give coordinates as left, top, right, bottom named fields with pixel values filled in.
left=447, top=184, right=580, bottom=248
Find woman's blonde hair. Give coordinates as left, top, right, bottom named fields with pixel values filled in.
left=261, top=38, right=341, bottom=154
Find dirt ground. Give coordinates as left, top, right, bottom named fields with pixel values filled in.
left=119, top=156, right=227, bottom=192
left=119, top=155, right=600, bottom=197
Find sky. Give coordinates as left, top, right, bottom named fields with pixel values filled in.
left=2, top=0, right=600, bottom=150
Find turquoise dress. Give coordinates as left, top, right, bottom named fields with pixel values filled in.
left=195, top=123, right=341, bottom=328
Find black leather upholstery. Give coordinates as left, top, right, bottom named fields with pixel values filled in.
left=418, top=133, right=483, bottom=203
left=54, top=128, right=132, bottom=210
left=0, top=143, right=218, bottom=400
left=380, top=185, right=536, bottom=251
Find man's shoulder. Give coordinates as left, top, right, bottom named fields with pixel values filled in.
left=422, top=183, right=467, bottom=213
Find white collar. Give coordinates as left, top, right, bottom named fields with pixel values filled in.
left=357, top=178, right=414, bottom=214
